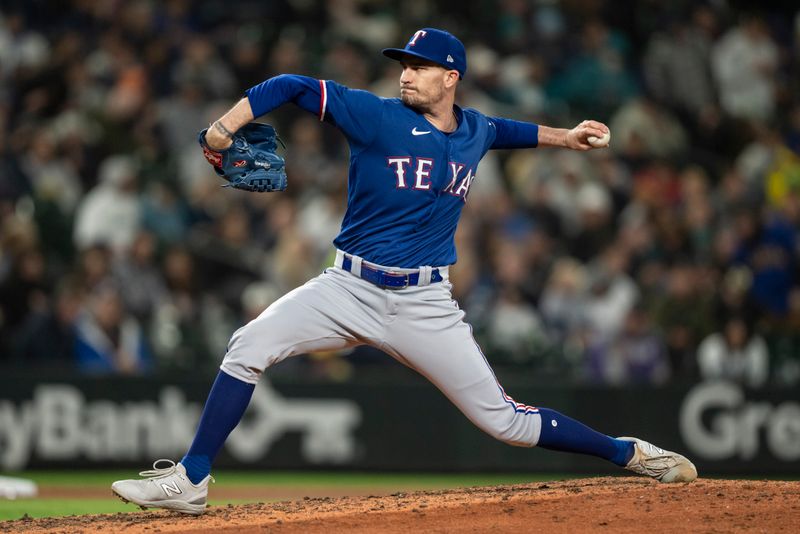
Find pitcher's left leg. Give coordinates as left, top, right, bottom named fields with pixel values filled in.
left=381, top=284, right=541, bottom=446
left=382, top=284, right=696, bottom=482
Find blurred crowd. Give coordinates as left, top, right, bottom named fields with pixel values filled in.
left=1, top=0, right=800, bottom=387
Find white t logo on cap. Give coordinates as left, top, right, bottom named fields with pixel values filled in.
left=408, top=30, right=427, bottom=46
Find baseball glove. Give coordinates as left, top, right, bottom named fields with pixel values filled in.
left=198, top=123, right=287, bottom=192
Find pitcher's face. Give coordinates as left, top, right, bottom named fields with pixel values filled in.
left=399, top=58, right=454, bottom=110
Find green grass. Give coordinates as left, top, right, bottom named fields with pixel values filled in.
left=15, top=470, right=554, bottom=487
left=0, top=499, right=133, bottom=520
left=0, top=471, right=574, bottom=521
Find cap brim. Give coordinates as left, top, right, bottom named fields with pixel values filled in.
left=382, top=48, right=452, bottom=69
left=382, top=48, right=463, bottom=79
left=383, top=48, right=428, bottom=62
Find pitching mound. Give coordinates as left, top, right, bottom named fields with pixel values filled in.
left=5, top=477, right=800, bottom=533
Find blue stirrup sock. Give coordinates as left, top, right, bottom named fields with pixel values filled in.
left=536, top=407, right=634, bottom=466
left=181, top=370, right=255, bottom=485
left=179, top=377, right=634, bottom=483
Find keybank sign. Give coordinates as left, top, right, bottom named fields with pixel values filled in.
left=0, top=383, right=361, bottom=470
left=2, top=379, right=797, bottom=471
left=680, top=381, right=800, bottom=461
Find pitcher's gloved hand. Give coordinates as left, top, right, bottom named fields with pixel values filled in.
left=199, top=123, right=287, bottom=192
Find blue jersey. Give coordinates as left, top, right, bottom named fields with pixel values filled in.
left=247, top=75, right=539, bottom=268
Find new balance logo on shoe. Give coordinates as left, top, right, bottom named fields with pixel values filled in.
left=161, top=481, right=183, bottom=497
left=112, top=460, right=211, bottom=515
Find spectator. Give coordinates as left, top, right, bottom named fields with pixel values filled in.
left=643, top=6, right=717, bottom=121
left=149, top=246, right=211, bottom=369
left=713, top=168, right=754, bottom=222
left=140, top=180, right=191, bottom=245
left=73, top=155, right=141, bottom=255
left=543, top=152, right=596, bottom=238
left=697, top=316, right=769, bottom=388
left=113, top=230, right=167, bottom=321
left=74, top=280, right=151, bottom=374
left=513, top=173, right=563, bottom=239
left=566, top=181, right=615, bottom=262
left=75, top=244, right=113, bottom=291
left=496, top=55, right=548, bottom=115
left=711, top=13, right=779, bottom=122
left=581, top=247, right=639, bottom=343
left=653, top=263, right=714, bottom=379
left=0, top=246, right=49, bottom=353
left=484, top=234, right=549, bottom=363
left=586, top=304, right=670, bottom=385
left=285, top=115, right=342, bottom=192
left=609, top=97, right=689, bottom=160
left=172, top=36, right=236, bottom=100
left=681, top=169, right=716, bottom=261
left=540, top=257, right=587, bottom=344
left=0, top=11, right=49, bottom=79
left=519, top=228, right=556, bottom=305
left=546, top=19, right=639, bottom=120
left=731, top=207, right=796, bottom=316
left=712, top=266, right=757, bottom=329
left=21, top=128, right=83, bottom=215
left=12, top=278, right=83, bottom=367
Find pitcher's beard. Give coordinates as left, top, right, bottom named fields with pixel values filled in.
left=400, top=91, right=421, bottom=107
left=400, top=91, right=432, bottom=113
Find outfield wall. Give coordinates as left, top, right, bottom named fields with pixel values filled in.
left=0, top=375, right=798, bottom=475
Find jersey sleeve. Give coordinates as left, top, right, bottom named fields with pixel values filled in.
left=487, top=117, right=539, bottom=149
left=319, top=80, right=384, bottom=149
left=245, top=75, right=383, bottom=149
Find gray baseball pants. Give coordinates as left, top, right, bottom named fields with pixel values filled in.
left=221, top=250, right=543, bottom=447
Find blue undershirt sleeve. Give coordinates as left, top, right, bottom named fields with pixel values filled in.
left=488, top=117, right=539, bottom=149
left=246, top=74, right=322, bottom=118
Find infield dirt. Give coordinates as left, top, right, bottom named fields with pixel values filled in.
left=3, top=477, right=799, bottom=533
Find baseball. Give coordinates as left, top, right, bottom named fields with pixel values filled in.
left=587, top=131, right=611, bottom=148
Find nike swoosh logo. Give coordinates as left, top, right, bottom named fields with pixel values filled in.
left=412, top=127, right=431, bottom=136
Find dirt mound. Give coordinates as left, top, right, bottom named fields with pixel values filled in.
left=4, top=477, right=800, bottom=533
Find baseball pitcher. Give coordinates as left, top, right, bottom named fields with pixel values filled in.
left=112, top=28, right=696, bottom=515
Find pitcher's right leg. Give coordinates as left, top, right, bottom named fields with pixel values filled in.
left=222, top=270, right=373, bottom=384
left=113, top=269, right=381, bottom=513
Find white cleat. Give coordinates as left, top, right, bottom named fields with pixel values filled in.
left=619, top=437, right=698, bottom=483
left=111, top=459, right=214, bottom=515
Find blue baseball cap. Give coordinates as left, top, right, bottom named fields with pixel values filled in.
left=383, top=28, right=467, bottom=79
